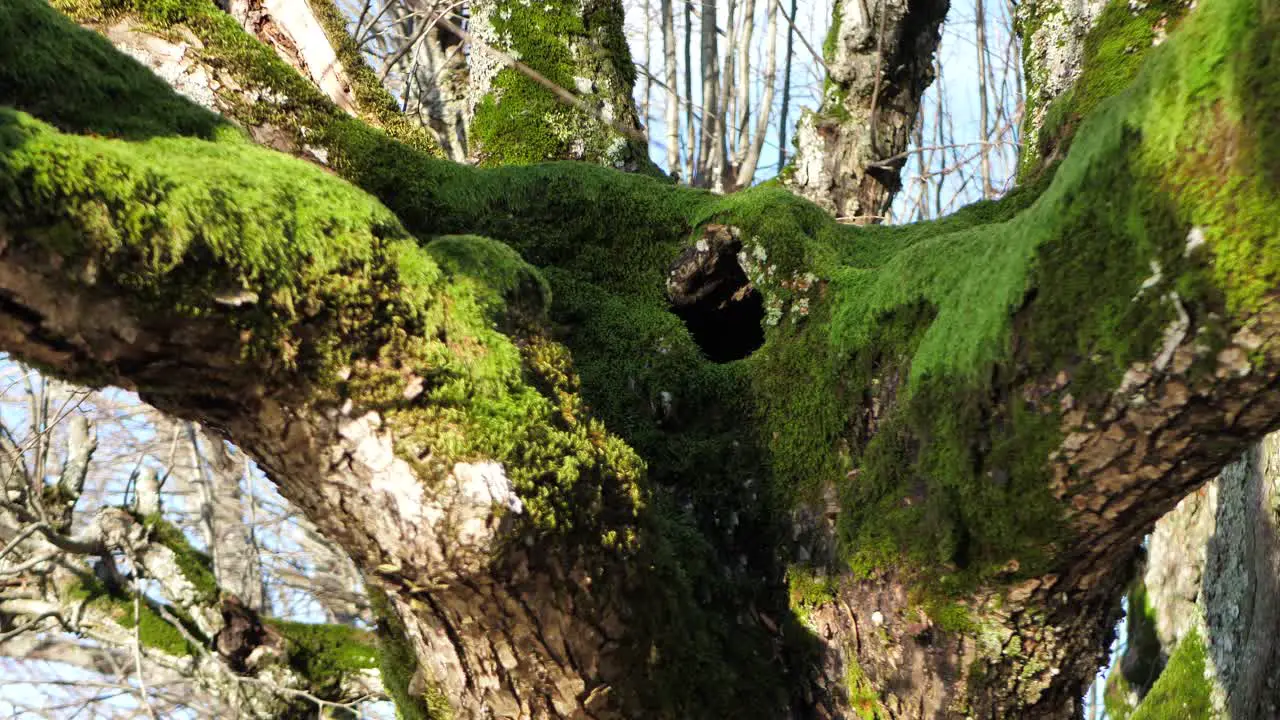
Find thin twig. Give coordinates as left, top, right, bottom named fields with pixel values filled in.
left=132, top=591, right=161, bottom=720
left=776, top=2, right=829, bottom=75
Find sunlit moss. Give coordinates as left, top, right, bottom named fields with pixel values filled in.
left=269, top=620, right=380, bottom=693
left=4, top=0, right=1279, bottom=714
left=1129, top=628, right=1215, bottom=719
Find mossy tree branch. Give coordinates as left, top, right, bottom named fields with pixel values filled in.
left=3, top=0, right=1280, bottom=716
left=0, top=416, right=382, bottom=717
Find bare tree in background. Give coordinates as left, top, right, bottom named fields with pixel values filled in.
left=0, top=366, right=384, bottom=718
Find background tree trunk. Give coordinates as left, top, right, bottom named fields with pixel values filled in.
left=1106, top=433, right=1280, bottom=718
left=783, top=0, right=949, bottom=222
left=466, top=0, right=657, bottom=171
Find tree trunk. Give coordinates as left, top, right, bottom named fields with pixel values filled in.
left=398, top=0, right=471, bottom=162
left=1106, top=433, right=1280, bottom=718
left=735, top=0, right=779, bottom=186
left=1013, top=0, right=1109, bottom=179
left=187, top=423, right=270, bottom=612
left=776, top=0, right=797, bottom=173
left=783, top=0, right=949, bottom=222
left=696, top=0, right=719, bottom=185
left=3, top=0, right=1280, bottom=718
left=466, top=0, right=656, bottom=171
left=974, top=0, right=993, bottom=199
left=661, top=0, right=681, bottom=175
left=683, top=0, right=695, bottom=182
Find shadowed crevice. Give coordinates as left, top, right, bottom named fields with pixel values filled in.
left=666, top=224, right=766, bottom=363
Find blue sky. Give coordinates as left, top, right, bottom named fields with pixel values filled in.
left=622, top=0, right=1024, bottom=219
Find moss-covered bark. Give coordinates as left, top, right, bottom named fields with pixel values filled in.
left=466, top=0, right=658, bottom=173
left=3, top=0, right=1280, bottom=715
left=1110, top=431, right=1280, bottom=719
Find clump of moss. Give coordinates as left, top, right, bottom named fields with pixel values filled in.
left=66, top=574, right=205, bottom=658
left=269, top=620, right=380, bottom=693
left=1105, top=668, right=1140, bottom=720
left=844, top=658, right=888, bottom=720
left=788, top=567, right=837, bottom=625
left=467, top=0, right=653, bottom=172
left=0, top=0, right=227, bottom=139
left=823, top=0, right=844, bottom=61
left=38, top=0, right=438, bottom=155
left=138, top=512, right=219, bottom=605
left=1128, top=628, right=1215, bottom=720
left=1020, top=0, right=1193, bottom=180
left=425, top=234, right=551, bottom=325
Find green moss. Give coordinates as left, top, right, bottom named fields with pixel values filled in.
left=0, top=0, right=227, bottom=139
left=467, top=0, right=654, bottom=171
left=1105, top=668, right=1139, bottom=720
left=824, top=0, right=844, bottom=61
left=1129, top=628, right=1216, bottom=720
left=424, top=234, right=551, bottom=325
left=67, top=575, right=204, bottom=657
left=1122, top=576, right=1165, bottom=692
left=368, top=589, right=451, bottom=720
left=1021, top=0, right=1192, bottom=180
left=844, top=658, right=887, bottom=720
left=920, top=598, right=976, bottom=633
left=5, top=0, right=1280, bottom=713
left=788, top=567, right=837, bottom=625
left=37, top=0, right=437, bottom=155
left=138, top=513, right=220, bottom=605
left=268, top=620, right=380, bottom=692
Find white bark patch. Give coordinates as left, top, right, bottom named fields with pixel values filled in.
left=1185, top=225, right=1207, bottom=255
left=465, top=1, right=515, bottom=117
left=1154, top=292, right=1191, bottom=370
left=452, top=461, right=524, bottom=516
left=341, top=411, right=426, bottom=522
left=430, top=462, right=522, bottom=575
left=789, top=113, right=832, bottom=207
left=262, top=0, right=357, bottom=114
left=106, top=22, right=218, bottom=110
left=336, top=412, right=521, bottom=578
left=1133, top=259, right=1163, bottom=300
left=1019, top=0, right=1109, bottom=142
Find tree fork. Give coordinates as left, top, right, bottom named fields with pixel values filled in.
left=3, top=0, right=1280, bottom=716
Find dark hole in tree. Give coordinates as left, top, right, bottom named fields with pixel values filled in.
left=667, top=226, right=766, bottom=363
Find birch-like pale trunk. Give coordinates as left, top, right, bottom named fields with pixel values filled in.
left=734, top=0, right=778, bottom=187
left=662, top=0, right=682, bottom=175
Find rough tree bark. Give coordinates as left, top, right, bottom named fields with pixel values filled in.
left=2, top=0, right=1279, bottom=718
left=783, top=0, right=950, bottom=222
left=1104, top=434, right=1280, bottom=718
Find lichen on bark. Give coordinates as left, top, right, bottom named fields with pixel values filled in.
left=465, top=0, right=656, bottom=172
